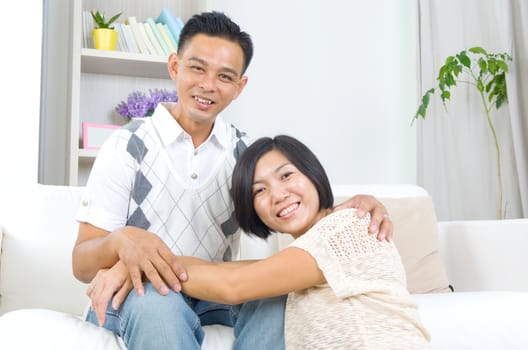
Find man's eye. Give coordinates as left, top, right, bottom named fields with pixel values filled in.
left=191, top=65, right=204, bottom=72
left=219, top=74, right=234, bottom=82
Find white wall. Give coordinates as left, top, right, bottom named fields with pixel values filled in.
left=0, top=2, right=417, bottom=191
left=0, top=4, right=42, bottom=193
left=207, top=0, right=418, bottom=186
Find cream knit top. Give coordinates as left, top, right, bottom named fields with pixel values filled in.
left=286, top=209, right=431, bottom=349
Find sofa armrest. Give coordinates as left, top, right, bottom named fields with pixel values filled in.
left=0, top=184, right=89, bottom=316
left=437, top=219, right=528, bottom=292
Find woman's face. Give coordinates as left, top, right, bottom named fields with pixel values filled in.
left=252, top=150, right=326, bottom=237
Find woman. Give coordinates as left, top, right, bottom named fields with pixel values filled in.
left=177, top=135, right=431, bottom=349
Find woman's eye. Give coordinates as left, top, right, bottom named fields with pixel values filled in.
left=253, top=187, right=265, bottom=197
left=281, top=171, right=293, bottom=180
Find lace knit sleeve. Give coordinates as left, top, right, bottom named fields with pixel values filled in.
left=290, top=208, right=406, bottom=299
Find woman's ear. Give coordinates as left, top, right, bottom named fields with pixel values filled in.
left=168, top=53, right=179, bottom=80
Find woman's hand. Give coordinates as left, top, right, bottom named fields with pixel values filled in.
left=86, top=260, right=132, bottom=327
left=334, top=194, right=393, bottom=241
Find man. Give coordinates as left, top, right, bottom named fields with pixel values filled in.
left=72, top=11, right=393, bottom=350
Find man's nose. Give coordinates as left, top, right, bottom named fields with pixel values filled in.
left=199, top=73, right=216, bottom=90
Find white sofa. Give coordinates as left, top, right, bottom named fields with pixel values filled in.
left=0, top=183, right=527, bottom=349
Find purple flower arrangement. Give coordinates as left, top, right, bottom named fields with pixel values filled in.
left=115, top=88, right=178, bottom=119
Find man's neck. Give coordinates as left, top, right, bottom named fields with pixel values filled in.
left=171, top=108, right=215, bottom=148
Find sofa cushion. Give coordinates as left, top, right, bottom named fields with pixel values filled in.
left=0, top=184, right=89, bottom=316
left=380, top=196, right=451, bottom=293
left=414, top=291, right=528, bottom=349
left=437, top=218, right=528, bottom=291
left=0, top=309, right=125, bottom=350
left=0, top=308, right=235, bottom=350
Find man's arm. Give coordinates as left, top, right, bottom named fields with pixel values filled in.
left=334, top=194, right=393, bottom=241
left=72, top=222, right=187, bottom=296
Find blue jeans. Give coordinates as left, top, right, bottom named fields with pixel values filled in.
left=86, top=283, right=286, bottom=350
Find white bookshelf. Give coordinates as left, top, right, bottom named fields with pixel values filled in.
left=81, top=48, right=169, bottom=78
left=66, top=0, right=207, bottom=185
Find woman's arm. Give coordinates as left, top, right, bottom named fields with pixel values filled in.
left=180, top=247, right=325, bottom=305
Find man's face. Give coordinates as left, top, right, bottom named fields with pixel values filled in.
left=169, top=34, right=248, bottom=127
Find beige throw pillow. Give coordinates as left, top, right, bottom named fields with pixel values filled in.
left=380, top=196, right=451, bottom=294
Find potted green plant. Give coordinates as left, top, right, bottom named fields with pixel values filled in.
left=413, top=47, right=512, bottom=219
left=91, top=10, right=122, bottom=51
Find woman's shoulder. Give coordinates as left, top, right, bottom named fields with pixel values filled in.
left=317, top=208, right=370, bottom=227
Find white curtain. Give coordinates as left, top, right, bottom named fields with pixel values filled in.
left=417, top=0, right=528, bottom=220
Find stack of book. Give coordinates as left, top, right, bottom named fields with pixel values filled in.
left=82, top=7, right=184, bottom=56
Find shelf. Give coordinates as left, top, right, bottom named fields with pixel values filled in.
left=78, top=148, right=98, bottom=158
left=81, top=48, right=170, bottom=78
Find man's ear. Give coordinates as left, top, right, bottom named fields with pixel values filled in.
left=168, top=53, right=179, bottom=80
left=233, top=76, right=249, bottom=100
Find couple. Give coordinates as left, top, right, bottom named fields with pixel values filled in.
left=72, top=11, right=429, bottom=349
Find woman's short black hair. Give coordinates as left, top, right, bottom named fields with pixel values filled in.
left=231, top=135, right=334, bottom=239
left=178, top=11, right=253, bottom=75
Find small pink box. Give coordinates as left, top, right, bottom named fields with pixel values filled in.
left=82, top=122, right=120, bottom=149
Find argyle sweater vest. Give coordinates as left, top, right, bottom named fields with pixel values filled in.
left=118, top=119, right=249, bottom=262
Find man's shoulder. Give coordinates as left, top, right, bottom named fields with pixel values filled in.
left=225, top=123, right=252, bottom=161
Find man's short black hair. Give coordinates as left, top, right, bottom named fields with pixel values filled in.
left=231, top=135, right=334, bottom=239
left=178, top=11, right=254, bottom=75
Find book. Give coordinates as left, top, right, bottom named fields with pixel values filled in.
left=114, top=22, right=127, bottom=52
left=146, top=17, right=170, bottom=55
left=143, top=20, right=164, bottom=56
left=156, top=7, right=184, bottom=45
left=126, top=16, right=149, bottom=54
left=157, top=23, right=178, bottom=53
left=163, top=23, right=180, bottom=50
left=138, top=22, right=156, bottom=55
left=119, top=23, right=139, bottom=53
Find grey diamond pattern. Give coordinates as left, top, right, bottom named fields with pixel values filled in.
left=126, top=207, right=150, bottom=230
left=127, top=133, right=148, bottom=163
left=221, top=212, right=239, bottom=237
left=132, top=171, right=152, bottom=205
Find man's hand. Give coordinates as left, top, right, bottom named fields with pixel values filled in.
left=334, top=194, right=393, bottom=241
left=87, top=260, right=132, bottom=327
left=113, top=226, right=188, bottom=297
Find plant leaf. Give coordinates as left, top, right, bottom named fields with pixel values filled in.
left=457, top=51, right=471, bottom=68
left=477, top=80, right=484, bottom=92
left=496, top=60, right=509, bottom=73
left=469, top=46, right=488, bottom=55
left=488, top=59, right=498, bottom=74
left=478, top=58, right=487, bottom=74
left=485, top=80, right=493, bottom=93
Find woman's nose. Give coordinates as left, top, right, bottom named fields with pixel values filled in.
left=271, top=186, right=289, bottom=203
